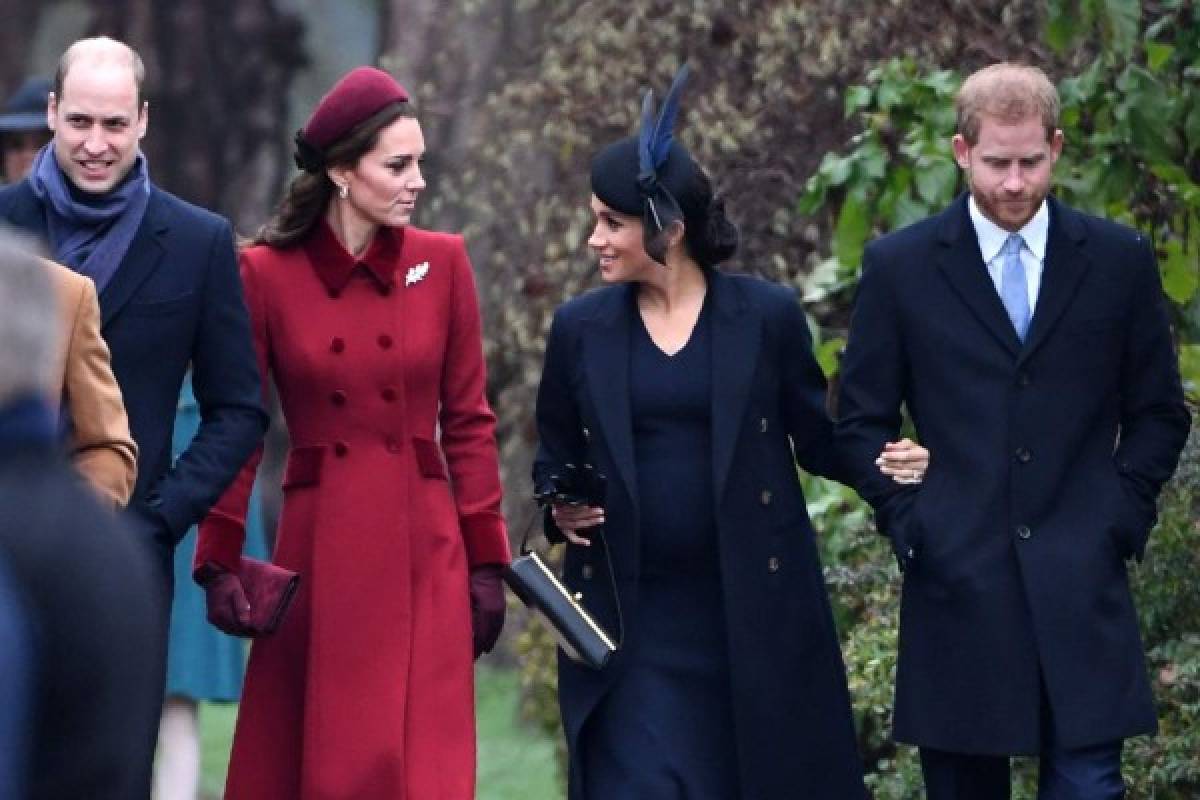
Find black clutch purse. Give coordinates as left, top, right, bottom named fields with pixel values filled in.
left=504, top=464, right=622, bottom=670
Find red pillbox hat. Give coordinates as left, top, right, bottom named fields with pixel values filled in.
left=301, top=67, right=409, bottom=152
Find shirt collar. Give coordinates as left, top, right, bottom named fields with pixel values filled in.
left=968, top=195, right=1050, bottom=263
left=303, top=218, right=403, bottom=295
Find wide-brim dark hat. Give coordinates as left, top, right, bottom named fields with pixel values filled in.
left=0, top=77, right=50, bottom=133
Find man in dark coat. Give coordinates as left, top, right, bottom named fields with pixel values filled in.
left=0, top=229, right=164, bottom=799
left=0, top=36, right=266, bottom=794
left=836, top=63, right=1191, bottom=799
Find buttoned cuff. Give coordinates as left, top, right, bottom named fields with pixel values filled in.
left=461, top=511, right=510, bottom=567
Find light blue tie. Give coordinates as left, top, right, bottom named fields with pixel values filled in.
left=1000, top=233, right=1030, bottom=341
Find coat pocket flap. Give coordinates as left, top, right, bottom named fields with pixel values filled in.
left=283, top=445, right=325, bottom=490
left=413, top=437, right=448, bottom=480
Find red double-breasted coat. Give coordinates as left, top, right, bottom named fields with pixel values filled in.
left=196, top=220, right=509, bottom=800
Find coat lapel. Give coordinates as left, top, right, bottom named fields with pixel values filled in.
left=1018, top=199, right=1089, bottom=365
left=709, top=272, right=760, bottom=507
left=582, top=284, right=639, bottom=515
left=935, top=195, right=1022, bottom=357
left=98, top=190, right=168, bottom=328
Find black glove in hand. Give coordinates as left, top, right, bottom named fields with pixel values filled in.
left=469, top=564, right=506, bottom=658
left=201, top=566, right=254, bottom=637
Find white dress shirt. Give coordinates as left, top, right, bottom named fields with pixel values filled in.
left=967, top=195, right=1048, bottom=312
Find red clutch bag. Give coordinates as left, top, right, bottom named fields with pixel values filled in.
left=238, top=557, right=300, bottom=636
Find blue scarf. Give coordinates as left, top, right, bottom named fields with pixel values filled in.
left=28, top=143, right=150, bottom=292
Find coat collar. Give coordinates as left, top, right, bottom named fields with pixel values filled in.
left=935, top=193, right=1089, bottom=362
left=302, top=219, right=403, bottom=294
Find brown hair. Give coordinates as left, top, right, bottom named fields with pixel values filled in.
left=254, top=101, right=415, bottom=248
left=956, top=63, right=1059, bottom=145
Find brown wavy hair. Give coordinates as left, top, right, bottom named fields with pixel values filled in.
left=254, top=101, right=415, bottom=248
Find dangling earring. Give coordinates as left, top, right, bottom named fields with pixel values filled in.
left=336, top=183, right=348, bottom=200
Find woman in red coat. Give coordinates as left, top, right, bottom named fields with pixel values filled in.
left=193, top=67, right=509, bottom=800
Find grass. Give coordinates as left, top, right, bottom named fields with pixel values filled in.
left=197, top=663, right=561, bottom=799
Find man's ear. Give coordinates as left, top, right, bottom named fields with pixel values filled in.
left=46, top=92, right=57, bottom=132
left=137, top=101, right=149, bottom=140
left=951, top=133, right=971, bottom=170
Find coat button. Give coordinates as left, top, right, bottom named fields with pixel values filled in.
left=1016, top=524, right=1031, bottom=540
left=581, top=564, right=594, bottom=580
left=1015, top=447, right=1031, bottom=463
left=760, top=490, right=772, bottom=506
left=330, top=337, right=345, bottom=353
left=378, top=334, right=393, bottom=349
left=760, top=417, right=769, bottom=433
left=333, top=441, right=348, bottom=457
left=767, top=556, right=781, bottom=573
left=330, top=389, right=347, bottom=407
left=385, top=436, right=402, bottom=454
left=582, top=426, right=590, bottom=441
left=381, top=387, right=397, bottom=403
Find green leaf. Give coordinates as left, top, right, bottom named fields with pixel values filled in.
left=1161, top=237, right=1200, bottom=305
left=833, top=188, right=872, bottom=269
left=815, top=336, right=847, bottom=379
left=913, top=157, right=959, bottom=205
left=1146, top=41, right=1174, bottom=72
left=1103, top=0, right=1141, bottom=59
left=844, top=85, right=872, bottom=118
left=1179, top=344, right=1200, bottom=400
left=1045, top=0, right=1081, bottom=53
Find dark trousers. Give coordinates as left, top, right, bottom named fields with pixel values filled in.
left=920, top=722, right=1124, bottom=800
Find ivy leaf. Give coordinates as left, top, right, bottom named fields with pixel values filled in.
left=914, top=157, right=959, bottom=205
left=1160, top=237, right=1199, bottom=305
left=1045, top=0, right=1080, bottom=53
left=1103, top=0, right=1141, bottom=60
left=845, top=85, right=872, bottom=118
left=815, top=336, right=847, bottom=380
left=1146, top=41, right=1174, bottom=72
left=1179, top=344, right=1200, bottom=400
left=833, top=187, right=871, bottom=269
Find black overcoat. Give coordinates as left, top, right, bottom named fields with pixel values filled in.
left=836, top=194, right=1190, bottom=754
left=534, top=270, right=868, bottom=800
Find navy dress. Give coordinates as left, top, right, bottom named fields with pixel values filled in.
left=582, top=296, right=739, bottom=797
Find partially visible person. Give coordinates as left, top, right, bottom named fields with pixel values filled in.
left=0, top=35, right=266, bottom=795
left=0, top=77, right=51, bottom=184
left=45, top=257, right=137, bottom=506
left=534, top=68, right=928, bottom=800
left=836, top=63, right=1191, bottom=800
left=154, top=374, right=267, bottom=800
left=195, top=66, right=509, bottom=799
left=0, top=73, right=135, bottom=506
left=0, top=226, right=163, bottom=799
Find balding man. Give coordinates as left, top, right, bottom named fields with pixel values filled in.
left=0, top=36, right=265, bottom=576
left=0, top=36, right=265, bottom=793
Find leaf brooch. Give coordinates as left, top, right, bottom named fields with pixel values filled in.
left=405, top=261, right=430, bottom=287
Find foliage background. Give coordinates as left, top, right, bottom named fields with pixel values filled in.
left=5, top=1, right=1196, bottom=796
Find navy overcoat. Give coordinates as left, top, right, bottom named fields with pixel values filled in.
left=836, top=194, right=1190, bottom=754
left=534, top=270, right=868, bottom=800
left=0, top=180, right=267, bottom=577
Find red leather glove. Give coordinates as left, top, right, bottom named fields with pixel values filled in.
left=198, top=564, right=254, bottom=637
left=469, top=564, right=506, bottom=658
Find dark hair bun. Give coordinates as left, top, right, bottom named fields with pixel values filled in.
left=690, top=194, right=739, bottom=268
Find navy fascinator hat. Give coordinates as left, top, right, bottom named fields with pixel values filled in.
left=591, top=66, right=698, bottom=265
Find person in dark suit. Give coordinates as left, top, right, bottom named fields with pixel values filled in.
left=534, top=69, right=928, bottom=800
left=835, top=63, right=1191, bottom=800
left=0, top=36, right=266, bottom=794
left=0, top=228, right=163, bottom=800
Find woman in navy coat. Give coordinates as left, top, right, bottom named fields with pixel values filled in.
left=533, top=70, right=928, bottom=800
